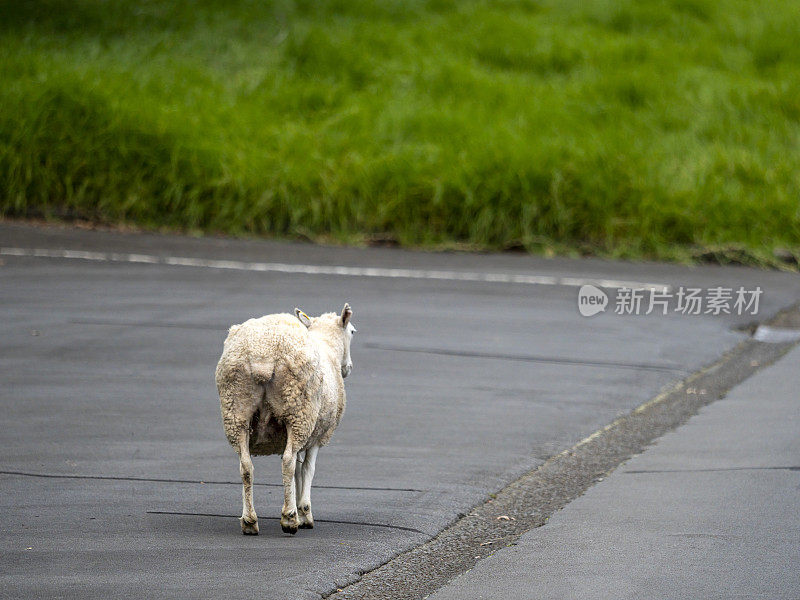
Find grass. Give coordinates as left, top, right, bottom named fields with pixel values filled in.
left=1, top=0, right=799, bottom=264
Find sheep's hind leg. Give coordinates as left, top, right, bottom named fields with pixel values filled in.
left=237, top=429, right=259, bottom=535
left=293, top=449, right=306, bottom=519
left=297, top=445, right=318, bottom=529
left=219, top=366, right=262, bottom=535
left=280, top=427, right=300, bottom=534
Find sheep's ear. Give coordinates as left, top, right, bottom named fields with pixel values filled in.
left=340, top=303, right=352, bottom=327
left=295, top=308, right=312, bottom=328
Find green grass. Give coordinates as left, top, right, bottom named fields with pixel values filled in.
left=1, top=0, right=799, bottom=264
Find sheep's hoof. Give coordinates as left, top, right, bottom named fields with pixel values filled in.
left=281, top=522, right=298, bottom=534
left=240, top=517, right=259, bottom=535
left=280, top=511, right=299, bottom=535
left=298, top=505, right=314, bottom=529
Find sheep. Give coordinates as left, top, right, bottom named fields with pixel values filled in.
left=215, top=303, right=356, bottom=535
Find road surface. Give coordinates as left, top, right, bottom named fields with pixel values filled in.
left=1, top=222, right=798, bottom=599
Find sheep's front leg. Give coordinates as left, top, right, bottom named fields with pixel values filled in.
left=237, top=431, right=259, bottom=535
left=297, top=445, right=318, bottom=529
left=280, top=429, right=299, bottom=534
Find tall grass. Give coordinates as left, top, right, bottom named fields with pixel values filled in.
left=1, top=0, right=799, bottom=261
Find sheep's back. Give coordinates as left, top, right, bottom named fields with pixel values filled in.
left=244, top=313, right=308, bottom=353
left=220, top=313, right=318, bottom=383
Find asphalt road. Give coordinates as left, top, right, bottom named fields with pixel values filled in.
left=1, top=223, right=799, bottom=599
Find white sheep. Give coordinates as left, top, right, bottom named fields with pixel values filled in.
left=216, top=303, right=356, bottom=534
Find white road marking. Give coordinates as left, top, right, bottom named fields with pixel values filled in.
left=0, top=247, right=671, bottom=290
left=753, top=325, right=800, bottom=344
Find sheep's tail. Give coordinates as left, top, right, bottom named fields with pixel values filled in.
left=249, top=359, right=275, bottom=384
